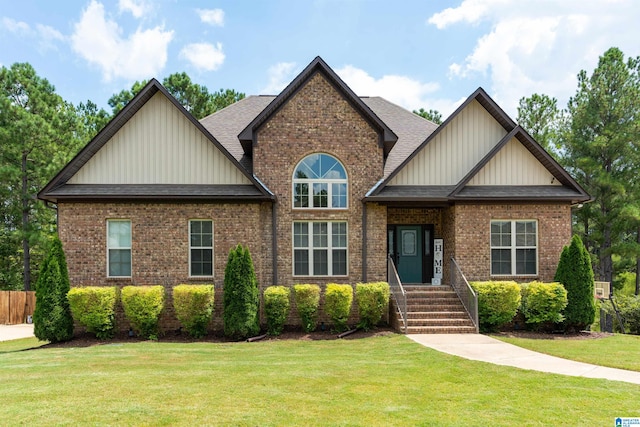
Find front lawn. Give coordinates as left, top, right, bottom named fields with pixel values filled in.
left=1, top=335, right=639, bottom=426
left=496, top=333, right=640, bottom=371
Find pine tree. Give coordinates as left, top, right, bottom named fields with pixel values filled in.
left=33, top=237, right=73, bottom=342
left=554, top=235, right=596, bottom=332
left=223, top=244, right=259, bottom=339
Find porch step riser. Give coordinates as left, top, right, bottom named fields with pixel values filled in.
left=407, top=326, right=477, bottom=334
left=406, top=319, right=475, bottom=327
left=404, top=311, right=468, bottom=319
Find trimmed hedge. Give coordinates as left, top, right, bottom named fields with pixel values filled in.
left=264, top=286, right=291, bottom=336
left=293, top=284, right=320, bottom=333
left=173, top=284, right=214, bottom=338
left=520, top=281, right=567, bottom=329
left=223, top=244, right=260, bottom=340
left=324, top=284, right=353, bottom=332
left=355, top=282, right=390, bottom=331
left=470, top=281, right=521, bottom=332
left=67, top=286, right=118, bottom=339
left=121, top=286, right=165, bottom=340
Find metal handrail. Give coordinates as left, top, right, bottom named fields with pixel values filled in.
left=387, top=255, right=407, bottom=333
left=450, top=257, right=479, bottom=333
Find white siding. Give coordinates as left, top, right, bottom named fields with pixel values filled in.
left=468, top=138, right=561, bottom=186
left=389, top=100, right=507, bottom=186
left=69, top=93, right=251, bottom=185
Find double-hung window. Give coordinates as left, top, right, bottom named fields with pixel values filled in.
left=293, top=153, right=347, bottom=209
left=107, top=220, right=131, bottom=277
left=190, top=220, right=213, bottom=277
left=293, top=221, right=347, bottom=276
left=491, top=220, right=537, bottom=276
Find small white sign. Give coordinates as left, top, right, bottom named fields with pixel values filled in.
left=433, top=238, right=443, bottom=283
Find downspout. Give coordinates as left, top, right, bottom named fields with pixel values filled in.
left=271, top=201, right=278, bottom=286
left=362, top=201, right=367, bottom=282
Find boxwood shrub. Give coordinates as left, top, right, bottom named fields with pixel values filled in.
left=264, top=286, right=291, bottom=336
left=324, top=283, right=353, bottom=332
left=355, top=282, right=390, bottom=331
left=172, top=284, right=214, bottom=338
left=121, top=286, right=165, bottom=340
left=67, top=286, right=118, bottom=339
left=520, top=281, right=567, bottom=329
left=293, top=284, right=320, bottom=333
left=470, top=281, right=521, bottom=332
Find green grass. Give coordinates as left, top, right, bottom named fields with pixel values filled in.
left=496, top=333, right=640, bottom=371
left=1, top=335, right=639, bottom=426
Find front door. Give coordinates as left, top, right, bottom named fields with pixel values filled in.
left=388, top=225, right=435, bottom=284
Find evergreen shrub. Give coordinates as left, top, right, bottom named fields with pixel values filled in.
left=263, top=286, right=290, bottom=336
left=355, top=282, right=390, bottom=331
left=223, top=244, right=259, bottom=340
left=324, top=283, right=353, bottom=332
left=520, top=281, right=567, bottom=329
left=173, top=284, right=214, bottom=338
left=293, top=284, right=320, bottom=333
left=67, top=286, right=117, bottom=339
left=121, top=286, right=165, bottom=340
left=470, top=281, right=521, bottom=332
left=554, top=235, right=596, bottom=331
left=33, top=237, right=74, bottom=343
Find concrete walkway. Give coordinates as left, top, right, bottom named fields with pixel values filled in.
left=0, top=323, right=35, bottom=342
left=409, top=334, right=640, bottom=385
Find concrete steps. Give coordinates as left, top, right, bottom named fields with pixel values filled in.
left=391, top=285, right=477, bottom=334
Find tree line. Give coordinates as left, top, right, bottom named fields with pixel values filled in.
left=0, top=63, right=244, bottom=291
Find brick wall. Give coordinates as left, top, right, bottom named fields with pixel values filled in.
left=453, top=202, right=571, bottom=282
left=58, top=201, right=272, bottom=332
left=253, top=71, right=385, bottom=287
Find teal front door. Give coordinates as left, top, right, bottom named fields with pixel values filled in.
left=396, top=225, right=423, bottom=283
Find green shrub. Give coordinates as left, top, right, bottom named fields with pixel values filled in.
left=520, top=281, right=567, bottom=329
left=121, top=286, right=165, bottom=340
left=293, top=284, right=320, bottom=333
left=173, top=284, right=214, bottom=338
left=324, top=284, right=353, bottom=332
left=223, top=244, right=260, bottom=340
left=33, top=237, right=74, bottom=343
left=601, top=295, right=640, bottom=334
left=555, top=235, right=596, bottom=332
left=470, top=281, right=521, bottom=332
left=67, top=286, right=117, bottom=339
left=264, top=286, right=290, bottom=336
left=355, top=282, right=390, bottom=331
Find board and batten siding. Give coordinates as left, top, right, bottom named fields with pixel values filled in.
left=468, top=138, right=561, bottom=186
left=69, top=92, right=251, bottom=185
left=388, top=100, right=507, bottom=186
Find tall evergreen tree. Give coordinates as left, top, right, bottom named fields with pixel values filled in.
left=555, top=235, right=596, bottom=332
left=33, top=236, right=73, bottom=342
left=517, top=93, right=564, bottom=158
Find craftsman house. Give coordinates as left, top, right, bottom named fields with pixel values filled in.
left=39, top=57, right=589, bottom=333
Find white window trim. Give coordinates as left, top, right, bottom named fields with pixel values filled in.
left=189, top=219, right=214, bottom=278
left=490, top=220, right=538, bottom=277
left=292, top=154, right=348, bottom=210
left=107, top=219, right=132, bottom=278
left=292, top=221, right=348, bottom=277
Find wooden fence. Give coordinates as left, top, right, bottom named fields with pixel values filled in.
left=0, top=291, right=36, bottom=324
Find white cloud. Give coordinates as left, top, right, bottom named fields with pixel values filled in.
left=262, top=62, right=298, bottom=93
left=2, top=17, right=31, bottom=34
left=196, top=8, right=224, bottom=26
left=36, top=24, right=65, bottom=50
left=71, top=0, right=173, bottom=81
left=336, top=65, right=445, bottom=113
left=180, top=42, right=225, bottom=71
left=428, top=0, right=640, bottom=115
left=118, top=0, right=151, bottom=18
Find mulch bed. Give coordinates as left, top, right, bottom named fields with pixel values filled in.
left=39, top=326, right=398, bottom=349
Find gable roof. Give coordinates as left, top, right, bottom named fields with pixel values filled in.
left=39, top=79, right=274, bottom=203
left=237, top=56, right=398, bottom=157
left=366, top=88, right=591, bottom=204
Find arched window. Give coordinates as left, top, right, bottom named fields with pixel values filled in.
left=293, top=153, right=347, bottom=209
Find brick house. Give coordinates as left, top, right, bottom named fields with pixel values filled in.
left=39, top=57, right=589, bottom=333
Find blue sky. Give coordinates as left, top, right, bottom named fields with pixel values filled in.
left=2, top=0, right=640, bottom=118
